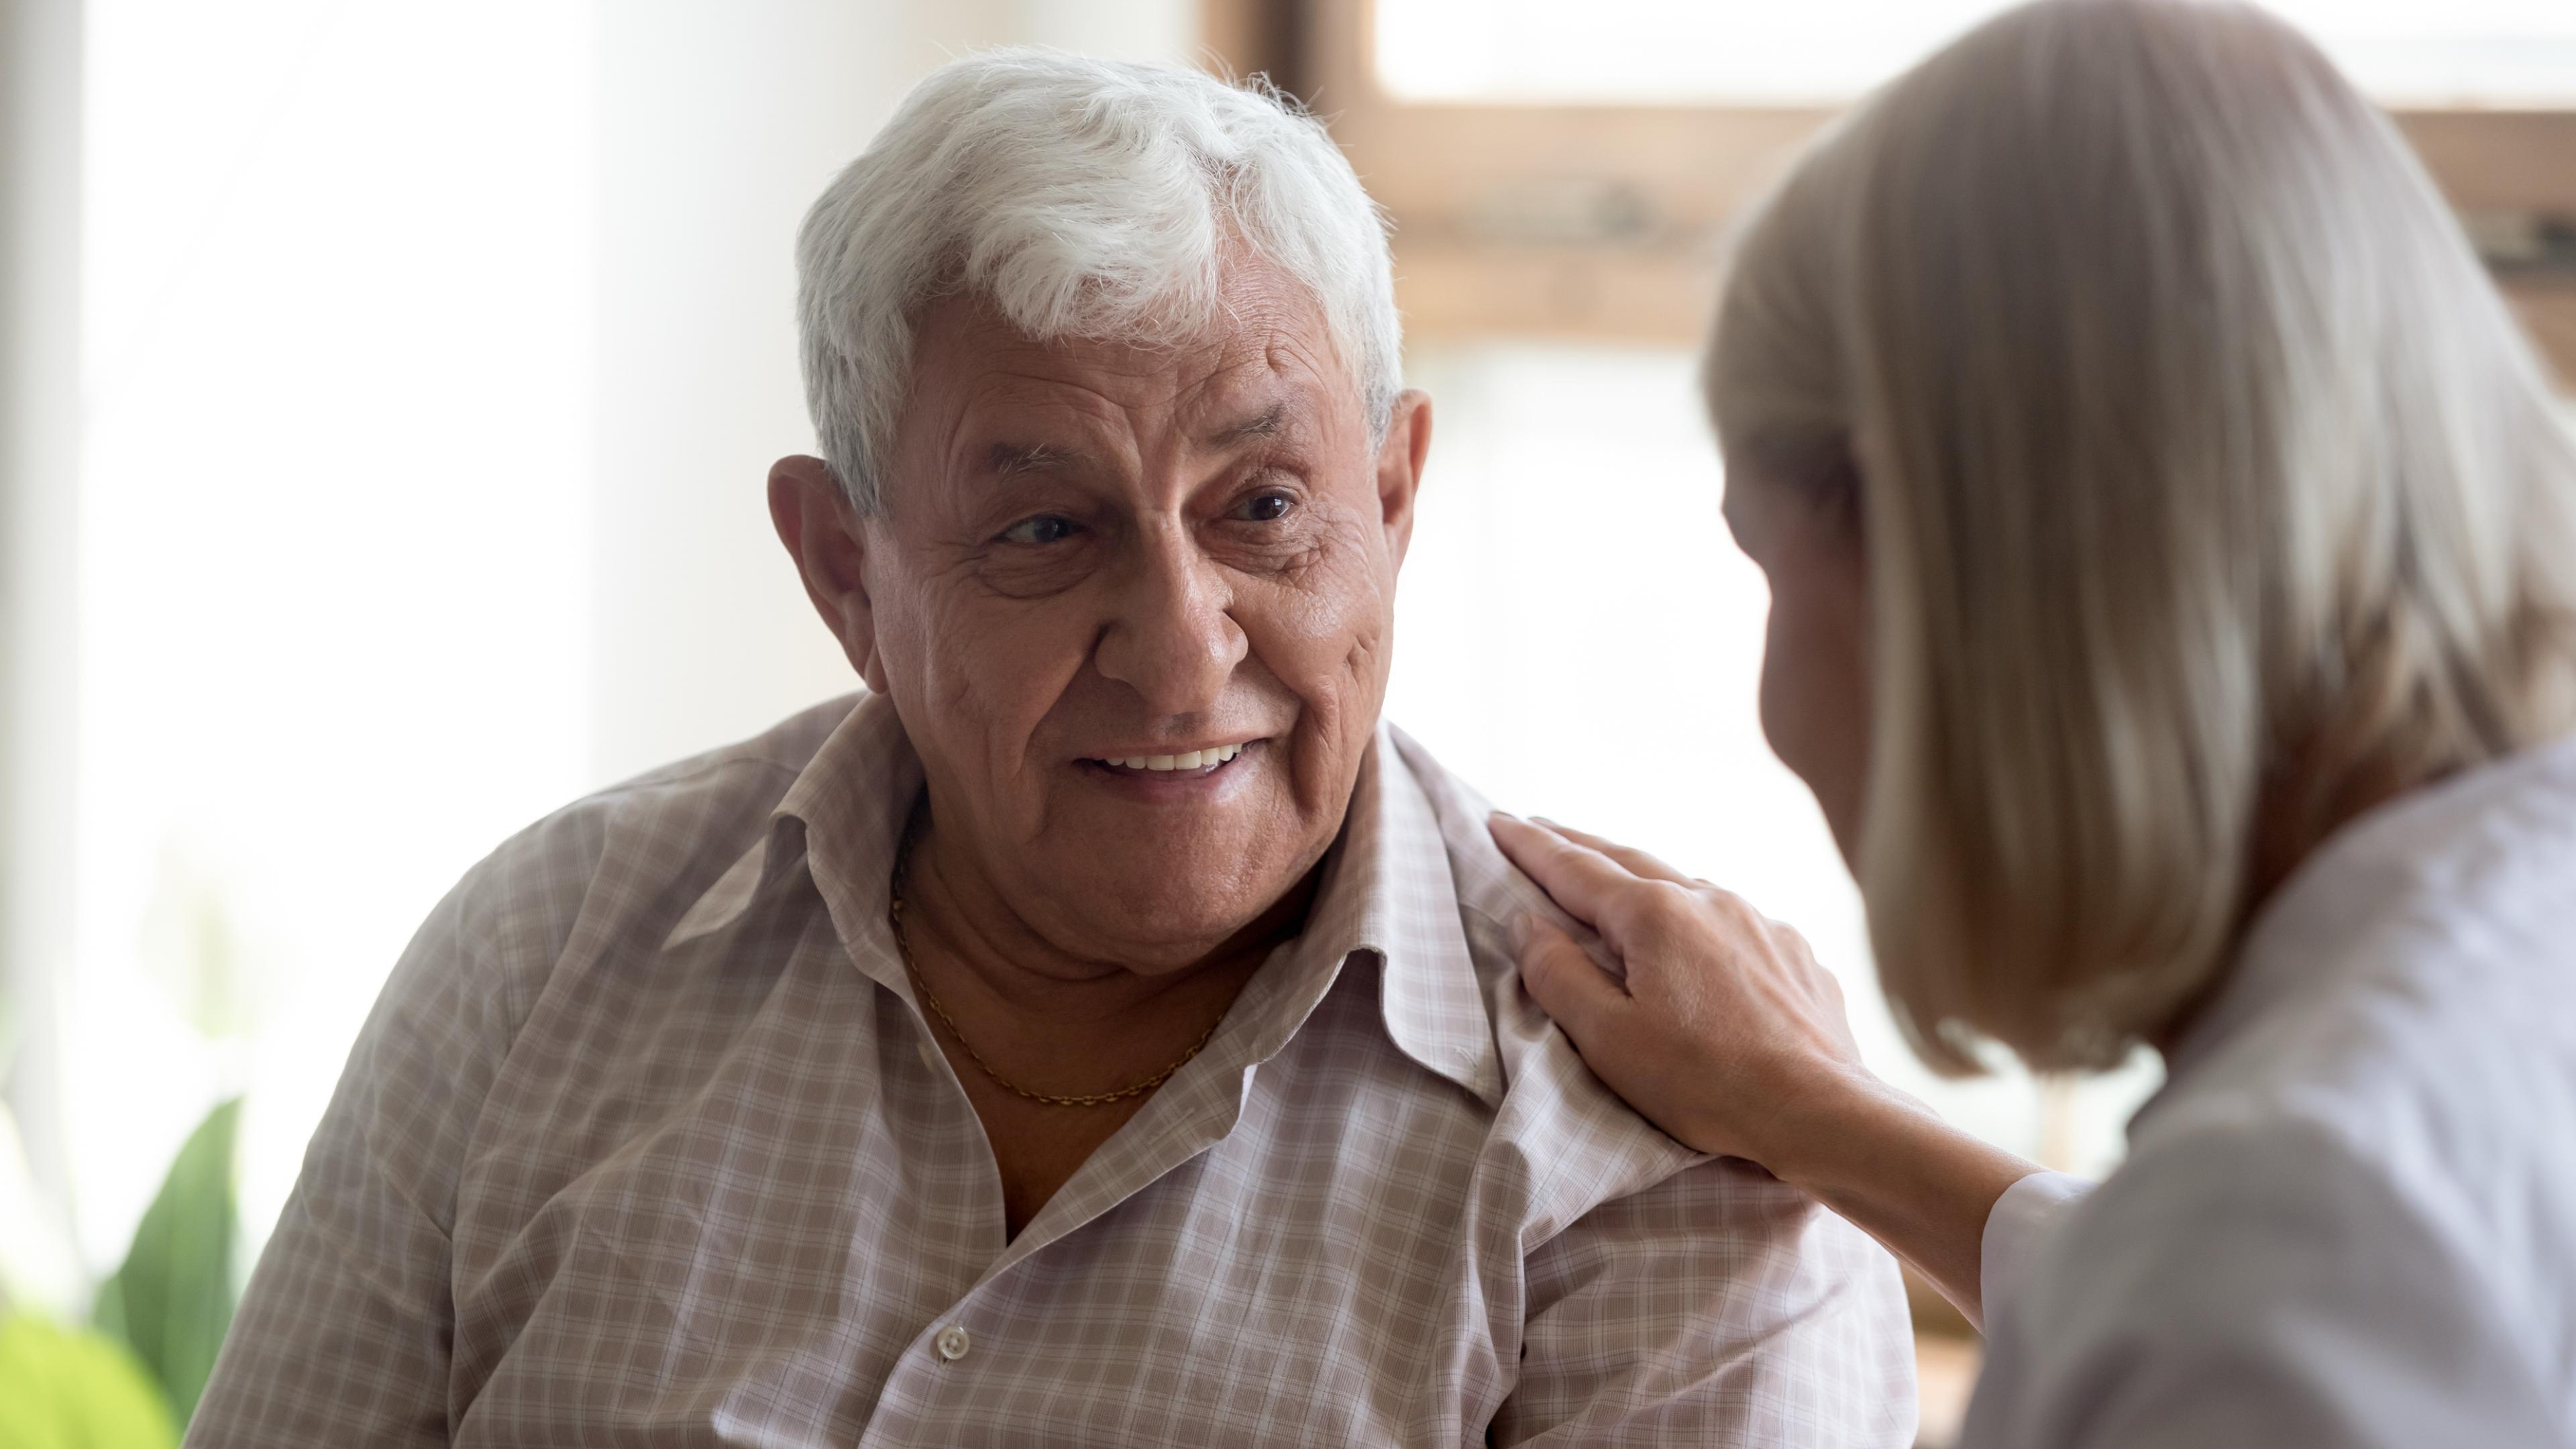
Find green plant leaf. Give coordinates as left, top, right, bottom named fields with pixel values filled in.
left=91, top=1098, right=241, bottom=1428
left=0, top=1313, right=180, bottom=1449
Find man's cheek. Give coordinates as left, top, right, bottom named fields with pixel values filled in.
left=1269, top=524, right=1392, bottom=647
left=918, top=601, right=1077, bottom=747
left=1320, top=553, right=1397, bottom=700
left=1251, top=580, right=1387, bottom=704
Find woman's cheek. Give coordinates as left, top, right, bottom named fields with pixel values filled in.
left=1760, top=573, right=1872, bottom=861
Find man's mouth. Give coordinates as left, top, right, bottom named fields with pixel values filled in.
left=1083, top=741, right=1251, bottom=775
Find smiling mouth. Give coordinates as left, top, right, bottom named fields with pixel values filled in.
left=1083, top=741, right=1252, bottom=775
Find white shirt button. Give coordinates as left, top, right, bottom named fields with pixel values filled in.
left=917, top=1038, right=939, bottom=1071
left=934, top=1324, right=971, bottom=1362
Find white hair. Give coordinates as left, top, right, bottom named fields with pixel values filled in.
left=795, top=49, right=1402, bottom=513
left=1707, top=0, right=2576, bottom=1073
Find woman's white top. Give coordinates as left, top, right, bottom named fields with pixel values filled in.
left=1965, top=735, right=2576, bottom=1448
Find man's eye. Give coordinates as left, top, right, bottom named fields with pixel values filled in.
left=999, top=515, right=1078, bottom=545
left=1235, top=490, right=1295, bottom=523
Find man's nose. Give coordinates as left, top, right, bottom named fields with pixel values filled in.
left=1091, top=523, right=1245, bottom=717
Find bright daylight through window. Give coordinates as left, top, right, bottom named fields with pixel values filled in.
left=1377, top=0, right=2576, bottom=105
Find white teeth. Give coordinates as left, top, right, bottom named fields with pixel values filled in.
left=1099, top=743, right=1248, bottom=771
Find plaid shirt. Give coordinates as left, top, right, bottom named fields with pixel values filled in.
left=189, top=692, right=1913, bottom=1447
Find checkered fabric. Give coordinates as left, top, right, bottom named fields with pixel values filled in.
left=188, top=692, right=1913, bottom=1447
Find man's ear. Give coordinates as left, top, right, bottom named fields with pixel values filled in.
left=1374, top=388, right=1434, bottom=570
left=767, top=455, right=891, bottom=692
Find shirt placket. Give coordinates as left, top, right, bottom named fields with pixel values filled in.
left=853, top=1033, right=1258, bottom=1445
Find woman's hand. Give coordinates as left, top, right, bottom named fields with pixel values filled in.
left=1488, top=812, right=1875, bottom=1174
left=1491, top=811, right=2043, bottom=1329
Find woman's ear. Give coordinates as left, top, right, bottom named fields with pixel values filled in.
left=767, top=455, right=890, bottom=692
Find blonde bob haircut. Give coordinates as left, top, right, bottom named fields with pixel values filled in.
left=1707, top=0, right=2576, bottom=1075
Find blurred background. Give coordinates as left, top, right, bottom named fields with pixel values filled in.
left=1, top=0, right=2569, bottom=1442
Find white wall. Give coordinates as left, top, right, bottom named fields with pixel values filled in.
left=69, top=0, right=598, bottom=1274
left=1, top=0, right=85, bottom=1306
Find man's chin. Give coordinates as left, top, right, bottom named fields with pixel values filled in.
left=1022, top=757, right=1342, bottom=965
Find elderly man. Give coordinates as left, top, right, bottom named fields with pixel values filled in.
left=189, top=51, right=1909, bottom=1447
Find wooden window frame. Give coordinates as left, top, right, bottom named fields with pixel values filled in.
left=1204, top=0, right=2576, bottom=382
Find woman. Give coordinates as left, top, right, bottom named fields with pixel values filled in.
left=1491, top=1, right=2576, bottom=1444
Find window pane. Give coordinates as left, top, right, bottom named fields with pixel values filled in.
left=1376, top=0, right=2576, bottom=106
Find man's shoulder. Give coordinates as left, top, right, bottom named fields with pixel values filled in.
left=1378, top=727, right=1711, bottom=1208
left=1377, top=724, right=1520, bottom=943
left=579, top=693, right=861, bottom=816
left=454, top=694, right=865, bottom=961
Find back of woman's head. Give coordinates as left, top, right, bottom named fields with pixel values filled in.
left=1708, top=0, right=2576, bottom=1073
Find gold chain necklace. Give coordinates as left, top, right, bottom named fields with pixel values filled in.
left=888, top=845, right=1223, bottom=1110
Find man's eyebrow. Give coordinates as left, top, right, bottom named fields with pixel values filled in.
left=1208, top=403, right=1290, bottom=447
left=985, top=441, right=1091, bottom=477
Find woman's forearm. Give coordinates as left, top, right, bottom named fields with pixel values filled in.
left=1768, top=1079, right=2041, bottom=1332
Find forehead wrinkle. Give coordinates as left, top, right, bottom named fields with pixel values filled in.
left=975, top=346, right=1214, bottom=444
left=1171, top=313, right=1341, bottom=441
left=941, top=370, right=1132, bottom=485
left=920, top=276, right=1349, bottom=494
left=1254, top=319, right=1364, bottom=446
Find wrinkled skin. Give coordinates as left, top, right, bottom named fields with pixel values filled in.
left=775, top=259, right=1430, bottom=973
left=769, top=259, right=1431, bottom=1230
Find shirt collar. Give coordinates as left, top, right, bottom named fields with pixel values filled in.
left=1263, top=726, right=1503, bottom=1107
left=662, top=692, right=918, bottom=975
left=662, top=698, right=1502, bottom=1107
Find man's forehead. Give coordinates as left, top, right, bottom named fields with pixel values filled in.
left=910, top=274, right=1352, bottom=435
left=955, top=335, right=1312, bottom=411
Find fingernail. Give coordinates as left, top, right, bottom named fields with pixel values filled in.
left=1507, top=914, right=1531, bottom=951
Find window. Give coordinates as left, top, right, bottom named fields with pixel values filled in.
left=1248, top=0, right=2576, bottom=362
left=1375, top=0, right=2576, bottom=106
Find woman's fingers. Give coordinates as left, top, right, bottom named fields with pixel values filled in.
left=1531, top=818, right=1695, bottom=886
left=1488, top=813, right=1640, bottom=928
left=1515, top=914, right=1631, bottom=1052
left=1494, top=812, right=1725, bottom=967
left=1491, top=810, right=1883, bottom=1167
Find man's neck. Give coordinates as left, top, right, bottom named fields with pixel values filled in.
left=890, top=805, right=1329, bottom=1240
left=894, top=803, right=1326, bottom=1032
